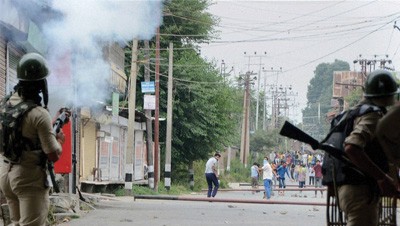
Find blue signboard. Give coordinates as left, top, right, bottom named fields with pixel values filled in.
left=141, top=81, right=155, bottom=93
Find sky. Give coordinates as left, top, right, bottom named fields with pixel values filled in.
left=200, top=0, right=400, bottom=123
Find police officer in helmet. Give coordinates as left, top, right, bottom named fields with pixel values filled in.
left=339, top=69, right=398, bottom=226
left=0, top=52, right=65, bottom=225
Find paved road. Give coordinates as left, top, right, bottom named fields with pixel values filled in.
left=59, top=182, right=329, bottom=226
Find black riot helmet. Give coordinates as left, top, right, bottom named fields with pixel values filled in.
left=364, top=69, right=398, bottom=98
left=15, top=53, right=49, bottom=108
left=17, top=52, right=49, bottom=81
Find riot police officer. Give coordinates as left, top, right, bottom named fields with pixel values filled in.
left=0, top=52, right=65, bottom=225
left=339, top=69, right=398, bottom=226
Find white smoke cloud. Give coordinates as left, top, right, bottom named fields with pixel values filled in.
left=42, top=0, right=163, bottom=108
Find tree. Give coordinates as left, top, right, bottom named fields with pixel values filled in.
left=302, top=59, right=350, bottom=139
left=344, top=87, right=363, bottom=108
left=250, top=129, right=279, bottom=154
left=166, top=50, right=242, bottom=165
left=124, top=0, right=244, bottom=169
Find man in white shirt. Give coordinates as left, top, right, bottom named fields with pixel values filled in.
left=205, top=153, right=221, bottom=197
left=261, top=156, right=274, bottom=199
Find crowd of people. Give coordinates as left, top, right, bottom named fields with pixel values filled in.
left=203, top=69, right=400, bottom=225
left=250, top=151, right=325, bottom=199
left=249, top=70, right=400, bottom=225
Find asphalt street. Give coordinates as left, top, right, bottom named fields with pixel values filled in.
left=59, top=182, right=329, bottom=226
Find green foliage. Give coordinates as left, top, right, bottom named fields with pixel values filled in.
left=164, top=50, right=243, bottom=165
left=124, top=0, right=242, bottom=166
left=114, top=188, right=126, bottom=197
left=47, top=205, right=57, bottom=225
left=163, top=0, right=218, bottom=46
left=222, top=158, right=249, bottom=183
left=123, top=0, right=247, bottom=187
left=250, top=129, right=279, bottom=153
left=344, top=87, right=363, bottom=108
left=193, top=160, right=206, bottom=192
left=132, top=181, right=191, bottom=196
left=302, top=59, right=350, bottom=139
left=132, top=185, right=158, bottom=195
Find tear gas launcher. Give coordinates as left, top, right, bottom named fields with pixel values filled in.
left=49, top=108, right=71, bottom=193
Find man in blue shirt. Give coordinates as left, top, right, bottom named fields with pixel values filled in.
left=276, top=161, right=287, bottom=189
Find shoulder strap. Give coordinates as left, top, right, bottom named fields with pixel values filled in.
left=358, top=103, right=385, bottom=115
left=325, top=103, right=384, bottom=139
left=2, top=101, right=38, bottom=161
left=15, top=102, right=39, bottom=149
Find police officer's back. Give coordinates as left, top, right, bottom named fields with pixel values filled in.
left=0, top=53, right=65, bottom=226
left=338, top=70, right=398, bottom=226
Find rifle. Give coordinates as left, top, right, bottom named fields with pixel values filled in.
left=49, top=108, right=71, bottom=193
left=279, top=120, right=352, bottom=165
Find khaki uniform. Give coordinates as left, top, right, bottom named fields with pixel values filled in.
left=339, top=108, right=382, bottom=226
left=0, top=93, right=61, bottom=226
left=376, top=104, right=400, bottom=166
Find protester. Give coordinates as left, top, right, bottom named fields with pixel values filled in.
left=313, top=160, right=323, bottom=198
left=308, top=164, right=315, bottom=186
left=205, top=152, right=221, bottom=198
left=297, top=164, right=307, bottom=197
left=250, top=162, right=260, bottom=194
left=260, top=157, right=274, bottom=199
left=276, top=161, right=288, bottom=195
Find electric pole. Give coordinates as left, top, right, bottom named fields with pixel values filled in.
left=261, top=67, right=282, bottom=130
left=239, top=71, right=256, bottom=167
left=154, top=28, right=160, bottom=191
left=144, top=41, right=154, bottom=189
left=353, top=54, right=394, bottom=83
left=165, top=42, right=173, bottom=190
left=126, top=39, right=138, bottom=192
left=244, top=51, right=267, bottom=131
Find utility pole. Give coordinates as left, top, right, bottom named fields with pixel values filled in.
left=154, top=28, right=160, bottom=191
left=269, top=84, right=295, bottom=129
left=144, top=41, right=154, bottom=189
left=126, top=39, right=138, bottom=192
left=239, top=71, right=256, bottom=167
left=261, top=67, right=282, bottom=130
left=244, top=51, right=267, bottom=131
left=165, top=42, right=173, bottom=190
left=353, top=54, right=394, bottom=83
left=220, top=59, right=234, bottom=83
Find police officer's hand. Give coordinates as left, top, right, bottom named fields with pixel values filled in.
left=55, top=108, right=71, bottom=123
left=377, top=174, right=398, bottom=196
left=56, top=129, right=65, bottom=146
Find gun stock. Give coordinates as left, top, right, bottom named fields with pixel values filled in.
left=279, top=121, right=320, bottom=150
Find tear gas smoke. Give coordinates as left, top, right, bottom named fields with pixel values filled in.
left=1, top=0, right=163, bottom=109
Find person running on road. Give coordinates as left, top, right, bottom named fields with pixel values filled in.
left=276, top=161, right=288, bottom=195
left=205, top=152, right=221, bottom=197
